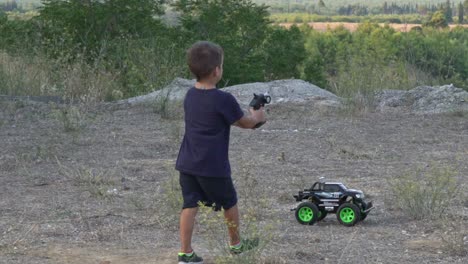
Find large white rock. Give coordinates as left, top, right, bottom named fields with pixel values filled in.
left=375, top=84, right=468, bottom=114
left=121, top=78, right=341, bottom=108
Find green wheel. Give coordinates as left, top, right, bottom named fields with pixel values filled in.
left=317, top=209, right=328, bottom=221
left=337, top=203, right=361, bottom=227
left=295, top=201, right=319, bottom=225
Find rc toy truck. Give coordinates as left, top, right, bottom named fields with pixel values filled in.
left=292, top=178, right=373, bottom=226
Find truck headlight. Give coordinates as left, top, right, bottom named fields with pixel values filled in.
left=355, top=194, right=364, bottom=199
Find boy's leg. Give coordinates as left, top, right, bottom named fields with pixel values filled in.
left=180, top=207, right=198, bottom=253
left=224, top=204, right=240, bottom=246
left=195, top=176, right=240, bottom=246
left=179, top=172, right=209, bottom=255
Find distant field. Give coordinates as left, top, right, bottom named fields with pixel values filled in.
left=0, top=0, right=41, bottom=10
left=280, top=22, right=468, bottom=32
left=2, top=0, right=451, bottom=7
left=0, top=0, right=39, bottom=3
left=256, top=0, right=449, bottom=8
left=2, top=1, right=453, bottom=13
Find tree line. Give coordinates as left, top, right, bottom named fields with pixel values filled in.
left=0, top=0, right=467, bottom=100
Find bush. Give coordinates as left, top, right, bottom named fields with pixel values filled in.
left=389, top=164, right=460, bottom=220
left=52, top=104, right=90, bottom=133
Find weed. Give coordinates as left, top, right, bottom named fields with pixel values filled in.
left=389, top=164, right=460, bottom=220
left=338, top=93, right=375, bottom=116
left=330, top=60, right=439, bottom=116
left=57, top=159, right=118, bottom=200
left=0, top=158, right=17, bottom=173
left=440, top=216, right=468, bottom=256
left=77, top=170, right=117, bottom=199
left=153, top=90, right=183, bottom=120
left=444, top=110, right=468, bottom=118
left=33, top=145, right=56, bottom=162
left=337, top=146, right=373, bottom=160
left=128, top=194, right=146, bottom=210
left=52, top=105, right=87, bottom=132
left=0, top=52, right=52, bottom=96
left=153, top=90, right=171, bottom=119
left=195, top=160, right=279, bottom=263
left=165, top=120, right=183, bottom=152
left=152, top=164, right=183, bottom=230
left=197, top=203, right=278, bottom=264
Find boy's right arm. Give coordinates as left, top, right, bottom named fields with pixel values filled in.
left=234, top=107, right=266, bottom=129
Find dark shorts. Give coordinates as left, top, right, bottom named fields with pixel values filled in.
left=179, top=172, right=238, bottom=211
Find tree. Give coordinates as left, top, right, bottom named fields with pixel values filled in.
left=317, top=0, right=325, bottom=14
left=382, top=2, right=388, bottom=14
left=1, top=0, right=18, bottom=11
left=318, top=0, right=326, bottom=8
left=174, top=0, right=271, bottom=85
left=38, top=0, right=165, bottom=58
left=444, top=0, right=453, bottom=22
left=424, top=10, right=449, bottom=28
left=0, top=10, right=7, bottom=24
left=459, top=2, right=464, bottom=24
left=262, top=26, right=306, bottom=80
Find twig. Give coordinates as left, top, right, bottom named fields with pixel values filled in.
left=12, top=224, right=37, bottom=246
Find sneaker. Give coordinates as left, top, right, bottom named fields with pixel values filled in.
left=229, top=238, right=259, bottom=254
left=178, top=251, right=203, bottom=264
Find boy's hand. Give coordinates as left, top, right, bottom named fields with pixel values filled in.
left=234, top=107, right=266, bottom=129
left=249, top=107, right=266, bottom=122
left=249, top=107, right=266, bottom=129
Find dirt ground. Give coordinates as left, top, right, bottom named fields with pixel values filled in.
left=0, top=100, right=467, bottom=264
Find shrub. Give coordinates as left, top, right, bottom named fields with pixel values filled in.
left=53, top=105, right=88, bottom=133
left=389, top=164, right=460, bottom=220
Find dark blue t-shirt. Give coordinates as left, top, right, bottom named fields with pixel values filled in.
left=175, top=87, right=244, bottom=178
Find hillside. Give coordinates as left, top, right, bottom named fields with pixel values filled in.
left=1, top=80, right=467, bottom=263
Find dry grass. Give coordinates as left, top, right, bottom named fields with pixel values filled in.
left=0, top=52, right=53, bottom=96
left=389, top=164, right=461, bottom=220
left=152, top=92, right=184, bottom=120
left=330, top=61, right=439, bottom=115
left=57, top=159, right=119, bottom=200
left=440, top=216, right=468, bottom=256
left=0, top=52, right=118, bottom=101
left=152, top=164, right=183, bottom=230
left=52, top=105, right=88, bottom=133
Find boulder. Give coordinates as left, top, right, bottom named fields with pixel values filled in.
left=224, top=79, right=340, bottom=107
left=375, top=84, right=468, bottom=114
left=121, top=78, right=341, bottom=108
left=123, top=78, right=195, bottom=105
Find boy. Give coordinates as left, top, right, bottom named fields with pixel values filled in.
left=175, top=41, right=266, bottom=264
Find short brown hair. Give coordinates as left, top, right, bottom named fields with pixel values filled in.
left=187, top=41, right=224, bottom=81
